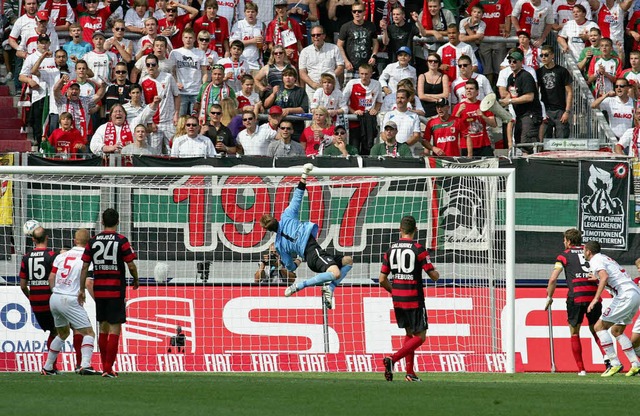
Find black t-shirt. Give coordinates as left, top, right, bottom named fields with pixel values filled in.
left=536, top=65, right=572, bottom=112
left=386, top=21, right=420, bottom=62
left=507, top=69, right=542, bottom=118
left=103, top=82, right=132, bottom=116
left=203, top=123, right=235, bottom=149
left=273, top=86, right=309, bottom=140
left=338, top=20, right=378, bottom=70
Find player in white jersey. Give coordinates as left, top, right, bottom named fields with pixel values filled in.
left=585, top=241, right=640, bottom=377
left=41, top=229, right=99, bottom=376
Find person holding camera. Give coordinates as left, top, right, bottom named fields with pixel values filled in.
left=254, top=243, right=296, bottom=284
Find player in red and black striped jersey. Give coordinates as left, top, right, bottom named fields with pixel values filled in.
left=79, top=208, right=138, bottom=378
left=545, top=228, right=608, bottom=375
left=19, top=226, right=58, bottom=372
left=379, top=215, right=439, bottom=382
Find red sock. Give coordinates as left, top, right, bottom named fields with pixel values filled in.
left=403, top=335, right=416, bottom=375
left=98, top=333, right=108, bottom=372
left=46, top=333, right=57, bottom=370
left=571, top=334, right=585, bottom=371
left=105, top=334, right=120, bottom=374
left=73, top=333, right=83, bottom=367
left=392, top=336, right=424, bottom=364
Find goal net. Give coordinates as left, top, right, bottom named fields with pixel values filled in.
left=0, top=162, right=515, bottom=374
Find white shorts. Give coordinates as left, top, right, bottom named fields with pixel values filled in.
left=601, top=289, right=640, bottom=326
left=49, top=292, right=92, bottom=330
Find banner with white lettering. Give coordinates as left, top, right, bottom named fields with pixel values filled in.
left=578, top=160, right=630, bottom=250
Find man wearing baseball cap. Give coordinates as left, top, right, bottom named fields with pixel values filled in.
left=256, top=106, right=284, bottom=139
left=380, top=46, right=417, bottom=96
left=423, top=98, right=469, bottom=157
left=322, top=125, right=359, bottom=157
left=370, top=120, right=413, bottom=157
left=499, top=48, right=542, bottom=153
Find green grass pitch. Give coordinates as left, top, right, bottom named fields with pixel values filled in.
left=1, top=372, right=638, bottom=416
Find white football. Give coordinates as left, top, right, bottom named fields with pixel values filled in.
left=23, top=220, right=41, bottom=236
left=154, top=262, right=169, bottom=283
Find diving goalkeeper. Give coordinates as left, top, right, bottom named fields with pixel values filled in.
left=259, top=163, right=353, bottom=309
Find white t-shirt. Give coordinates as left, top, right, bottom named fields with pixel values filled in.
left=558, top=19, right=599, bottom=59
left=171, top=134, right=217, bottom=157
left=169, top=47, right=208, bottom=95
left=230, top=19, right=265, bottom=70
left=217, top=57, right=249, bottom=92
left=20, top=52, right=57, bottom=103
left=84, top=50, right=118, bottom=82
left=589, top=252, right=639, bottom=295
left=51, top=246, right=85, bottom=296
left=236, top=127, right=274, bottom=155
left=599, top=96, right=635, bottom=138
left=124, top=9, right=151, bottom=30
left=451, top=73, right=492, bottom=104
left=381, top=110, right=421, bottom=146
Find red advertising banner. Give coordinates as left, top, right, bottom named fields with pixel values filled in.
left=0, top=286, right=627, bottom=373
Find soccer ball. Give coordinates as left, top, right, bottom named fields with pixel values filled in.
left=23, top=220, right=41, bottom=236
left=154, top=262, right=169, bottom=283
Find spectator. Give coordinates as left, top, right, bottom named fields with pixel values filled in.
left=254, top=45, right=292, bottom=99
left=236, top=110, right=274, bottom=155
left=587, top=37, right=623, bottom=97
left=437, top=24, right=477, bottom=83
left=84, top=31, right=117, bottom=83
left=344, top=63, right=383, bottom=155
left=134, top=17, right=169, bottom=64
left=458, top=4, right=485, bottom=59
left=125, top=0, right=151, bottom=34
left=230, top=2, right=265, bottom=72
left=322, top=124, right=359, bottom=157
left=595, top=0, right=631, bottom=63
left=103, top=62, right=132, bottom=120
left=453, top=79, right=496, bottom=156
left=424, top=98, right=469, bottom=157
left=381, top=5, right=421, bottom=67
left=63, top=23, right=93, bottom=69
left=628, top=8, right=640, bottom=57
left=123, top=83, right=145, bottom=122
left=337, top=1, right=379, bottom=82
left=257, top=105, right=283, bottom=139
left=265, top=0, right=304, bottom=67
left=537, top=46, right=573, bottom=139
left=39, top=0, right=75, bottom=32
left=287, top=0, right=319, bottom=44
left=121, top=124, right=156, bottom=155
left=498, top=51, right=542, bottom=153
left=511, top=0, right=554, bottom=48
left=466, top=0, right=511, bottom=86
left=132, top=36, right=175, bottom=83
left=158, top=0, right=199, bottom=49
left=196, top=30, right=220, bottom=77
left=90, top=98, right=159, bottom=156
left=415, top=0, right=455, bottom=59
left=77, top=0, right=123, bottom=44
left=557, top=5, right=599, bottom=59
left=327, top=0, right=354, bottom=41
left=254, top=243, right=296, bottom=284
left=614, top=110, right=640, bottom=156
left=264, top=67, right=309, bottom=140
left=153, top=0, right=168, bottom=20
left=171, top=115, right=218, bottom=157
left=553, top=0, right=593, bottom=31
left=47, top=112, right=86, bottom=158
left=622, top=51, right=640, bottom=99
left=8, top=0, right=39, bottom=91
left=380, top=46, right=417, bottom=96
left=450, top=54, right=492, bottom=104
left=310, top=73, right=348, bottom=125
left=201, top=102, right=238, bottom=155
left=106, top=19, right=134, bottom=64
left=194, top=0, right=231, bottom=59
left=500, top=30, right=541, bottom=70
left=169, top=28, right=209, bottom=116
left=267, top=120, right=305, bottom=157
left=147, top=122, right=169, bottom=155
left=22, top=11, right=60, bottom=56
left=218, top=39, right=249, bottom=92
left=381, top=78, right=425, bottom=116
left=196, top=64, right=236, bottom=125
left=299, top=24, right=345, bottom=103
left=300, top=106, right=334, bottom=156
left=417, top=52, right=450, bottom=119
left=369, top=120, right=413, bottom=157
left=140, top=53, right=181, bottom=139
left=236, top=74, right=261, bottom=114
left=381, top=89, right=422, bottom=155
left=53, top=75, right=105, bottom=141
left=220, top=96, right=244, bottom=138
left=200, top=0, right=244, bottom=30
left=591, top=77, right=634, bottom=140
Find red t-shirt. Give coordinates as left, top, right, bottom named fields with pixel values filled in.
left=452, top=100, right=493, bottom=149
left=265, top=18, right=303, bottom=66
left=158, top=14, right=192, bottom=49
left=48, top=127, right=85, bottom=158
left=193, top=15, right=230, bottom=57
left=424, top=115, right=464, bottom=157
left=467, top=0, right=512, bottom=37
left=299, top=126, right=335, bottom=156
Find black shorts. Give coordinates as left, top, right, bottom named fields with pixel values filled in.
left=96, top=298, right=127, bottom=324
left=566, top=298, right=601, bottom=327
left=304, top=237, right=343, bottom=274
left=34, top=311, right=56, bottom=333
left=395, top=307, right=428, bottom=333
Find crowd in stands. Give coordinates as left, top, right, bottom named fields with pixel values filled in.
left=4, top=0, right=640, bottom=159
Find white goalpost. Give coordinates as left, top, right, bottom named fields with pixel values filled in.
left=0, top=165, right=515, bottom=374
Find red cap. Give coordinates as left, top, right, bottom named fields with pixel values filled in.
left=269, top=106, right=283, bottom=115
left=35, top=10, right=49, bottom=22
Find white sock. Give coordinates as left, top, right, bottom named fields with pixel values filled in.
left=597, top=330, right=621, bottom=366
left=634, top=346, right=640, bottom=358
left=616, top=334, right=639, bottom=366
left=44, top=336, right=64, bottom=371
left=80, top=335, right=95, bottom=368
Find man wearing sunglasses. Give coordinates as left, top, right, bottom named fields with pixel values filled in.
left=337, top=1, right=379, bottom=82
left=171, top=115, right=217, bottom=157
left=103, top=62, right=132, bottom=120
left=193, top=0, right=230, bottom=58
left=158, top=0, right=199, bottom=49
left=201, top=103, right=238, bottom=155
left=322, top=125, right=359, bottom=157
left=592, top=77, right=634, bottom=140
left=299, top=25, right=345, bottom=103
left=450, top=54, right=491, bottom=104
left=236, top=110, right=274, bottom=156
left=536, top=46, right=573, bottom=139
left=267, top=120, right=305, bottom=157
